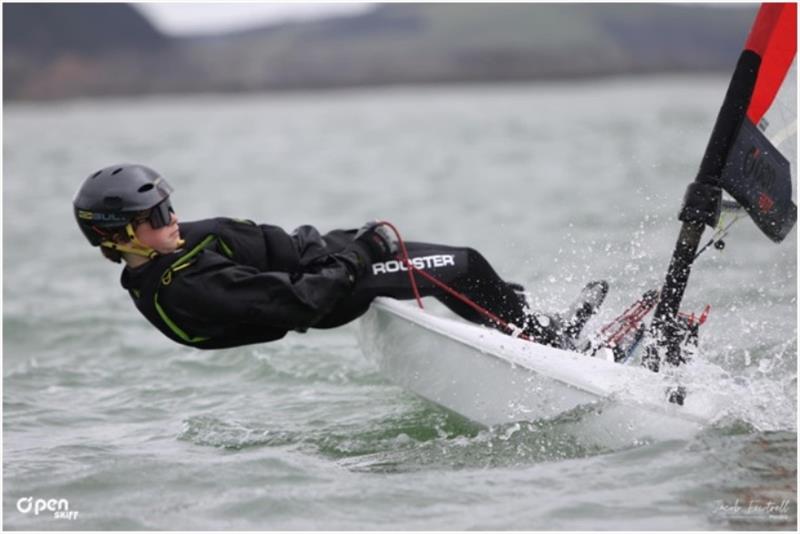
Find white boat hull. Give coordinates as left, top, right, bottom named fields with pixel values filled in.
left=357, top=298, right=729, bottom=446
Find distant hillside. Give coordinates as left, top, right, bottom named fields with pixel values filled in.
left=3, top=3, right=166, bottom=56
left=3, top=3, right=168, bottom=99
left=178, top=3, right=756, bottom=88
left=4, top=3, right=759, bottom=100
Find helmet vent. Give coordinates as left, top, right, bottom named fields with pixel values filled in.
left=91, top=170, right=102, bottom=179
left=112, top=168, right=124, bottom=175
left=138, top=183, right=154, bottom=193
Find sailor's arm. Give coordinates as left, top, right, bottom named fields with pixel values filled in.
left=168, top=249, right=368, bottom=331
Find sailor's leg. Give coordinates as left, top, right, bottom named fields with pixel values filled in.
left=295, top=231, right=461, bottom=329
left=319, top=242, right=563, bottom=345
left=315, top=242, right=473, bottom=328
left=393, top=244, right=568, bottom=346
left=315, top=230, right=534, bottom=328
left=430, top=245, right=528, bottom=328
left=350, top=242, right=515, bottom=320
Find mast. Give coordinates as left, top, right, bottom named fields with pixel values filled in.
left=647, top=3, right=797, bottom=371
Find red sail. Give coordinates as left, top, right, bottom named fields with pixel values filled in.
left=744, top=3, right=797, bottom=124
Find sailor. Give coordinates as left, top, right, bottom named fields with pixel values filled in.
left=73, top=164, right=603, bottom=350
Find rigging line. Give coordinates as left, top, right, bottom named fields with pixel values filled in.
left=376, top=220, right=534, bottom=342
left=693, top=213, right=744, bottom=260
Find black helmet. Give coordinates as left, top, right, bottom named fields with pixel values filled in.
left=73, top=164, right=174, bottom=246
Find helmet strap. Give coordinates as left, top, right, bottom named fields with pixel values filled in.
left=100, top=224, right=158, bottom=260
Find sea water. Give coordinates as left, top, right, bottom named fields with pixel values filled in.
left=3, top=77, right=796, bottom=530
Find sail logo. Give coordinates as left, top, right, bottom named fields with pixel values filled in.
left=758, top=192, right=775, bottom=213
left=743, top=146, right=777, bottom=194
left=372, top=254, right=456, bottom=275
left=16, top=496, right=79, bottom=520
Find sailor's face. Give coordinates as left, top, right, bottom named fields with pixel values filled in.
left=135, top=211, right=181, bottom=254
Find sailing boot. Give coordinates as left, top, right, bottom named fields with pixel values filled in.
left=510, top=282, right=575, bottom=348
left=523, top=280, right=609, bottom=349
left=509, top=281, right=608, bottom=349
left=524, top=312, right=568, bottom=348
left=508, top=282, right=531, bottom=309
left=561, top=280, right=609, bottom=342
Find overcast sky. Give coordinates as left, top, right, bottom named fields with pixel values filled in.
left=135, top=2, right=373, bottom=35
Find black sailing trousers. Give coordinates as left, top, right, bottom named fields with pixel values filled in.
left=316, top=241, right=533, bottom=334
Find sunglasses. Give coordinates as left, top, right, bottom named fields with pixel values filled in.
left=134, top=198, right=175, bottom=229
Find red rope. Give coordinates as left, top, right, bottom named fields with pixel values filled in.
left=597, top=291, right=658, bottom=346
left=376, top=221, right=532, bottom=341
left=379, top=220, right=424, bottom=309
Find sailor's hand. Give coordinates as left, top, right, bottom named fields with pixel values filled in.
left=354, top=221, right=399, bottom=262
